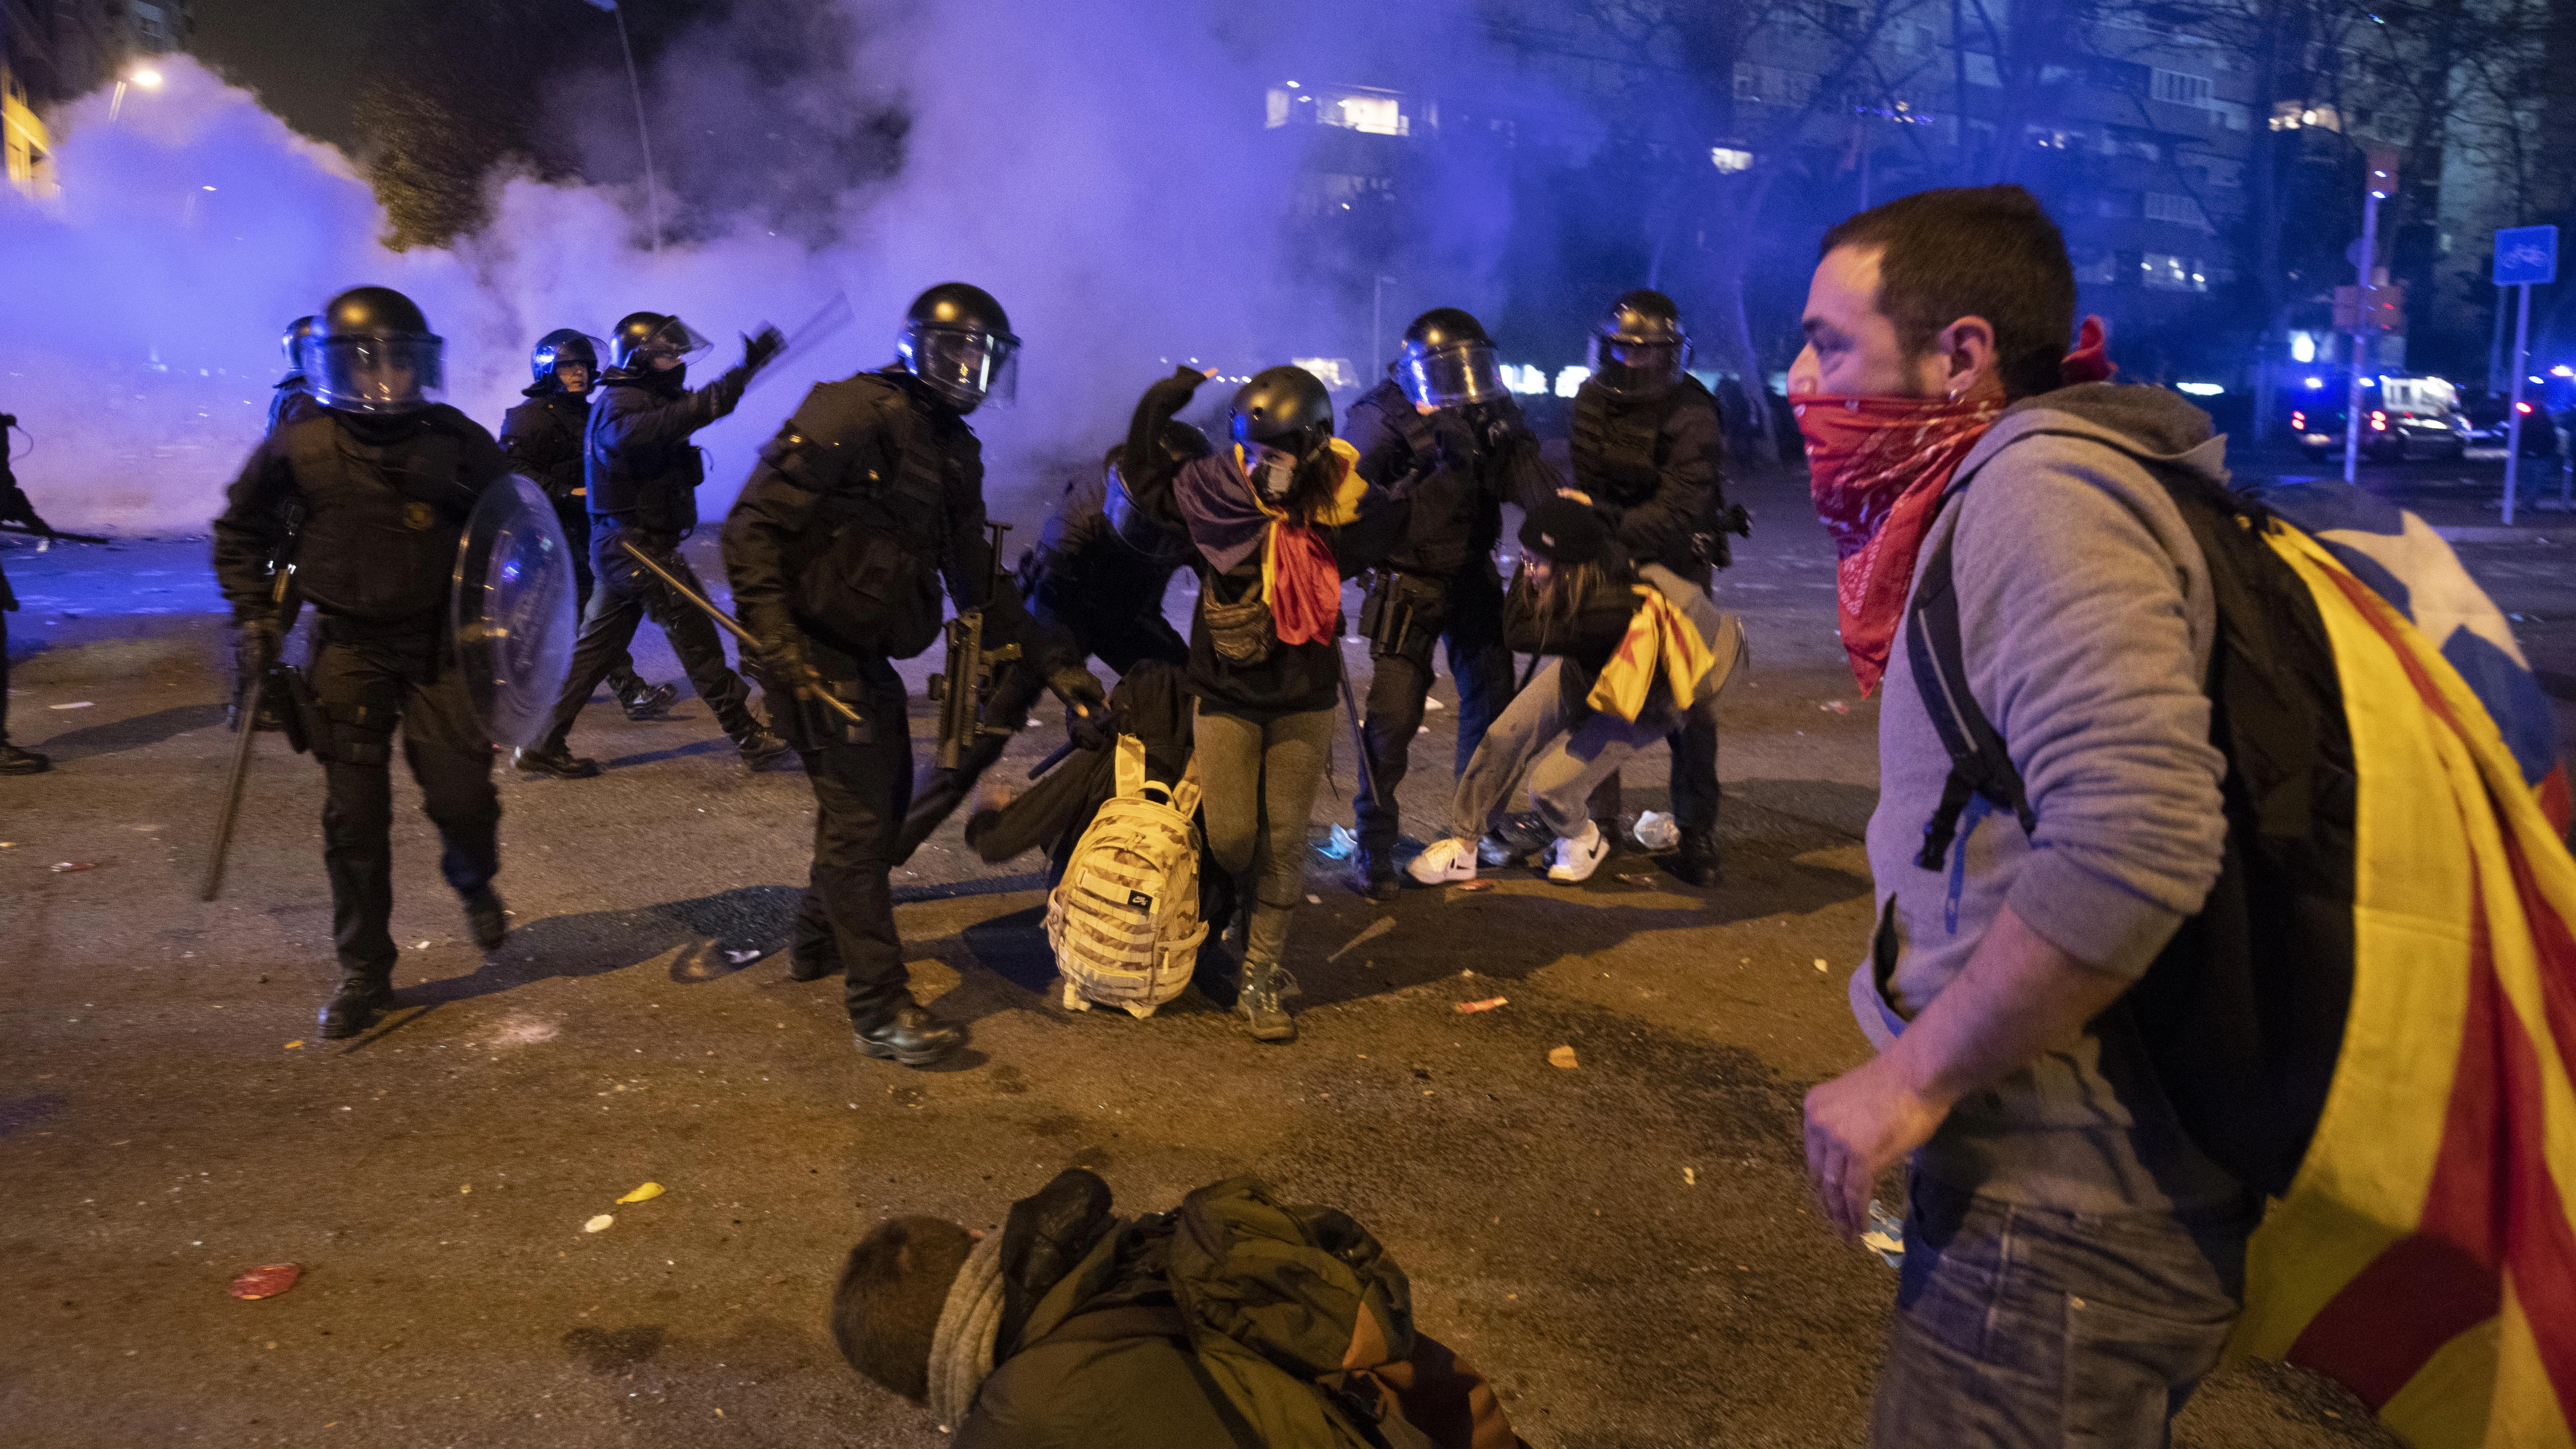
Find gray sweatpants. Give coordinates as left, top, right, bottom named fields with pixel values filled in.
left=1193, top=705, right=1335, bottom=968
left=1448, top=658, right=1697, bottom=840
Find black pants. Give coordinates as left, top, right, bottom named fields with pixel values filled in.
left=557, top=503, right=644, bottom=700
left=1667, top=702, right=1721, bottom=833
left=1355, top=573, right=1516, bottom=861
left=308, top=625, right=500, bottom=979
left=894, top=601, right=1187, bottom=862
left=542, top=527, right=757, bottom=753
left=779, top=664, right=917, bottom=1026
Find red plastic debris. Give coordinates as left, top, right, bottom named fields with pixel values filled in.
left=1455, top=879, right=1496, bottom=893
left=50, top=861, right=96, bottom=873
left=228, top=1263, right=301, bottom=1300
left=1455, top=997, right=1509, bottom=1014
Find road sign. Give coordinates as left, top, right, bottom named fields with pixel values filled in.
left=2495, top=226, right=2558, bottom=286
left=2333, top=282, right=2405, bottom=332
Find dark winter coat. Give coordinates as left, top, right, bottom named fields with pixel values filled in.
left=499, top=384, right=592, bottom=510
left=583, top=362, right=756, bottom=535
left=1342, top=379, right=1559, bottom=581
left=267, top=373, right=322, bottom=435
left=1025, top=467, right=1182, bottom=641
left=955, top=1169, right=1522, bottom=1449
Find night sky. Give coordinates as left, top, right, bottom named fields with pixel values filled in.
left=187, top=0, right=399, bottom=148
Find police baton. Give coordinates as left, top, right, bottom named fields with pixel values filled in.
left=0, top=521, right=111, bottom=546
left=613, top=539, right=864, bottom=728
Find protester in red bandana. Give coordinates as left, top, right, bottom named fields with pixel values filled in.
left=1790, top=187, right=2244, bottom=1447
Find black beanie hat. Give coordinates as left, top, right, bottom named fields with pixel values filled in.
left=1519, top=496, right=1610, bottom=566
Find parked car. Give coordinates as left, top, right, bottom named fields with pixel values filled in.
left=2463, top=389, right=2567, bottom=459
left=2291, top=374, right=2472, bottom=461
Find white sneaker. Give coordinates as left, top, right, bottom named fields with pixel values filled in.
left=1407, top=837, right=1479, bottom=885
left=1546, top=822, right=1610, bottom=883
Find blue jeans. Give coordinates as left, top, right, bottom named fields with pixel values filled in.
left=1871, top=1170, right=2253, bottom=1449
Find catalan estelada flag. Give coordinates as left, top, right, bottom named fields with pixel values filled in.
left=2227, top=515, right=2576, bottom=1446
left=1585, top=584, right=1718, bottom=722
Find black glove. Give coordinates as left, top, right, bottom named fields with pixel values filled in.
left=742, top=325, right=786, bottom=374
left=230, top=616, right=284, bottom=729
left=758, top=632, right=819, bottom=698
left=1143, top=364, right=1210, bottom=413
left=1048, top=665, right=1110, bottom=748
left=1428, top=409, right=1482, bottom=472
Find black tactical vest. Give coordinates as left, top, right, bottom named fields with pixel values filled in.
left=277, top=408, right=493, bottom=625
left=1570, top=379, right=1692, bottom=509
left=501, top=391, right=589, bottom=504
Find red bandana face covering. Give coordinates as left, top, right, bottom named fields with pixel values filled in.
left=1796, top=393, right=2003, bottom=695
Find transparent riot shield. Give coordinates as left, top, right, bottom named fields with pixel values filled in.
left=451, top=474, right=579, bottom=750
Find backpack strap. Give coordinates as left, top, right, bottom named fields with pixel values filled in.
left=1167, top=751, right=1203, bottom=821
left=1115, top=733, right=1149, bottom=800
left=1905, top=493, right=2036, bottom=872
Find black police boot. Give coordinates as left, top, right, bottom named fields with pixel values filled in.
left=0, top=743, right=50, bottom=776
left=1671, top=828, right=1720, bottom=888
left=736, top=727, right=796, bottom=773
left=463, top=886, right=508, bottom=951
left=785, top=945, right=839, bottom=982
left=1235, top=960, right=1297, bottom=1044
left=853, top=1001, right=966, bottom=1067
left=318, top=974, right=396, bottom=1039
left=513, top=745, right=601, bottom=779
left=617, top=676, right=680, bottom=721
left=1350, top=845, right=1399, bottom=903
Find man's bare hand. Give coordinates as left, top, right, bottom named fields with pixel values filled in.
left=1802, top=1052, right=1946, bottom=1240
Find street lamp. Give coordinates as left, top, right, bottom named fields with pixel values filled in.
left=108, top=67, right=164, bottom=124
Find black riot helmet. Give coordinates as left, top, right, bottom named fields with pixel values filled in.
left=530, top=328, right=603, bottom=387
left=309, top=286, right=443, bottom=415
left=1396, top=307, right=1508, bottom=410
left=280, top=315, right=317, bottom=374
left=610, top=312, right=713, bottom=370
left=1229, top=366, right=1335, bottom=456
left=1585, top=290, right=1693, bottom=401
left=895, top=282, right=1019, bottom=414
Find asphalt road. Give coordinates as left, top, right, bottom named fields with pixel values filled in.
left=0, top=453, right=2444, bottom=1447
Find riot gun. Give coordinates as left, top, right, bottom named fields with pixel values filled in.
left=613, top=538, right=864, bottom=728
left=927, top=521, right=1021, bottom=770
left=200, top=558, right=310, bottom=902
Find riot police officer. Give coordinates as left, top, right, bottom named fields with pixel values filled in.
left=268, top=315, right=324, bottom=434
left=1, top=413, right=52, bottom=774
left=499, top=328, right=676, bottom=722
left=211, top=286, right=512, bottom=1037
left=891, top=420, right=1202, bottom=862
left=1566, top=290, right=1741, bottom=887
left=517, top=311, right=790, bottom=777
left=1347, top=308, right=1559, bottom=899
left=725, top=283, right=1104, bottom=1068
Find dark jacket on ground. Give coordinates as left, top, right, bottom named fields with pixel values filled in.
left=1118, top=370, right=1409, bottom=720
left=499, top=383, right=592, bottom=508
left=966, top=659, right=1197, bottom=877
left=723, top=367, right=1074, bottom=683
left=584, top=361, right=756, bottom=535
left=214, top=405, right=508, bottom=628
left=1343, top=379, right=1559, bottom=582
left=1569, top=374, right=1727, bottom=584
left=957, top=1169, right=1521, bottom=1449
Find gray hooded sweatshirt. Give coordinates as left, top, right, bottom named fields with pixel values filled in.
left=1851, top=383, right=2241, bottom=1214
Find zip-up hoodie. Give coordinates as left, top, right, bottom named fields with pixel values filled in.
left=1853, top=382, right=2240, bottom=1214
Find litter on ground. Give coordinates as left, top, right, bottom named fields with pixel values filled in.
left=584, top=1214, right=614, bottom=1233
left=1315, top=823, right=1358, bottom=861
left=616, top=1182, right=666, bottom=1204
left=228, top=1264, right=301, bottom=1300
left=1456, top=879, right=1495, bottom=893
left=1548, top=1045, right=1580, bottom=1070
left=1861, top=1202, right=1906, bottom=1268
left=1684, top=1167, right=1697, bottom=1186
left=50, top=861, right=95, bottom=873
left=1455, top=997, right=1508, bottom=1014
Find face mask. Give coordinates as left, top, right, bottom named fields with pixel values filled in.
left=1254, top=449, right=1297, bottom=500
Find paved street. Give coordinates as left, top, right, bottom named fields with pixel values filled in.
left=0, top=446, right=2474, bottom=1447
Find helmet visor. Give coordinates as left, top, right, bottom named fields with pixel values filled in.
left=311, top=334, right=444, bottom=414
left=901, top=325, right=1020, bottom=411
left=1584, top=335, right=1689, bottom=399
left=534, top=332, right=604, bottom=380
left=638, top=317, right=712, bottom=363
left=1399, top=341, right=1507, bottom=410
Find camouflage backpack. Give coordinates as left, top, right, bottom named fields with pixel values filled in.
left=1045, top=736, right=1207, bottom=1017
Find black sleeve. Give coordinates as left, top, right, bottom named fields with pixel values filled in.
left=210, top=440, right=296, bottom=620
left=594, top=367, right=755, bottom=459
left=1342, top=385, right=1423, bottom=490
left=1119, top=368, right=1209, bottom=531
left=1325, top=486, right=1413, bottom=579
left=499, top=402, right=574, bottom=498
left=720, top=388, right=844, bottom=649
left=1606, top=393, right=1722, bottom=568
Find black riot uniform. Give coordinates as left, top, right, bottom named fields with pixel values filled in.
left=498, top=329, right=672, bottom=721
left=519, top=312, right=788, bottom=776
left=724, top=283, right=1099, bottom=1068
left=1568, top=289, right=1745, bottom=886
left=1, top=419, right=51, bottom=775
left=268, top=315, right=324, bottom=435
left=891, top=432, right=1198, bottom=862
left=211, top=286, right=511, bottom=1037
left=1347, top=309, right=1561, bottom=897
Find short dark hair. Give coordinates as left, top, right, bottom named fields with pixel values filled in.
left=830, top=1216, right=976, bottom=1402
left=1818, top=185, right=2076, bottom=400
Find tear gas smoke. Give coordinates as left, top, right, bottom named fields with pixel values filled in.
left=0, top=1, right=1573, bottom=536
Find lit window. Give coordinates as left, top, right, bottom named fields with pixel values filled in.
left=1333, top=94, right=1404, bottom=136
left=1291, top=357, right=1357, bottom=390
left=2290, top=331, right=2318, bottom=363
left=2175, top=381, right=2224, bottom=396
left=1710, top=146, right=1753, bottom=172
left=1555, top=366, right=1592, bottom=398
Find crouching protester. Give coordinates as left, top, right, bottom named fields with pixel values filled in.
left=1113, top=365, right=1409, bottom=1043
left=1788, top=186, right=2255, bottom=1445
left=1408, top=499, right=1743, bottom=888
left=831, top=1168, right=1525, bottom=1448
